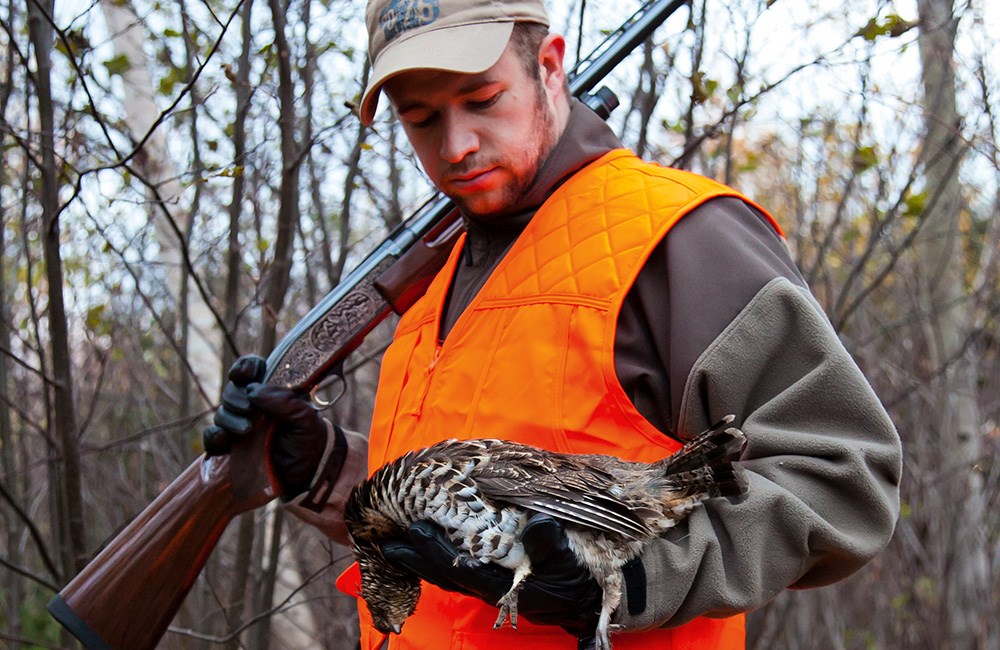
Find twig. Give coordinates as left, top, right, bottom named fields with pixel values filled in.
left=0, top=480, right=62, bottom=583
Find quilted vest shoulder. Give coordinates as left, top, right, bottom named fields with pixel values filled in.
left=490, top=149, right=750, bottom=301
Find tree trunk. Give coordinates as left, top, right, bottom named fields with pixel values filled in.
left=259, top=0, right=303, bottom=354
left=384, top=123, right=405, bottom=230
left=300, top=0, right=339, bottom=291
left=27, top=0, right=87, bottom=579
left=629, top=40, right=660, bottom=160
left=219, top=3, right=258, bottom=646
left=179, top=0, right=206, bottom=436
left=247, top=1, right=306, bottom=645
left=334, top=61, right=371, bottom=284
left=223, top=0, right=255, bottom=375
left=0, top=179, right=21, bottom=650
left=915, top=0, right=988, bottom=645
left=1, top=2, right=22, bottom=640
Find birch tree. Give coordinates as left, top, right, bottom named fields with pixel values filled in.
left=100, top=0, right=222, bottom=405
left=914, top=0, right=989, bottom=644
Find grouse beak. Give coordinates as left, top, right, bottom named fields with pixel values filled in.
left=392, top=623, right=402, bottom=635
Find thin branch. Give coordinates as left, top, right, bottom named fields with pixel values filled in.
left=87, top=0, right=246, bottom=178
left=803, top=61, right=872, bottom=286
left=0, top=341, right=58, bottom=387
left=671, top=55, right=822, bottom=169
left=0, top=118, right=44, bottom=171
left=884, top=301, right=1000, bottom=409
left=83, top=206, right=224, bottom=403
left=0, top=555, right=59, bottom=592
left=74, top=342, right=110, bottom=444
left=0, top=479, right=62, bottom=583
left=82, top=408, right=210, bottom=453
left=165, top=554, right=348, bottom=643
left=0, top=16, right=37, bottom=89
left=833, top=148, right=965, bottom=330
left=0, top=631, right=62, bottom=650
left=0, top=386, right=50, bottom=440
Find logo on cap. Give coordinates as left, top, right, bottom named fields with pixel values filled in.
left=379, top=0, right=440, bottom=42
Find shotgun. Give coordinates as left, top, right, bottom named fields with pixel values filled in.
left=47, top=1, right=689, bottom=646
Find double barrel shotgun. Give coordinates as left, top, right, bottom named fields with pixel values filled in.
left=47, top=1, right=691, bottom=646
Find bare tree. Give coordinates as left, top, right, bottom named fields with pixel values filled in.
left=242, top=2, right=308, bottom=646
left=26, top=0, right=86, bottom=582
left=914, top=0, right=989, bottom=645
left=0, top=3, right=22, bottom=643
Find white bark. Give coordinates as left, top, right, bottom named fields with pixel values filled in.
left=915, top=0, right=989, bottom=644
left=100, top=0, right=221, bottom=403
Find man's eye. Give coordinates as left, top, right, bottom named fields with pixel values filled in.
left=469, top=93, right=501, bottom=110
left=405, top=113, right=437, bottom=129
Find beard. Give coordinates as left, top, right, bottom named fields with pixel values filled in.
left=444, top=83, right=560, bottom=222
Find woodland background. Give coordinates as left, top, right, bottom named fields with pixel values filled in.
left=1, top=0, right=997, bottom=647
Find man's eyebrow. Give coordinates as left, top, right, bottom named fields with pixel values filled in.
left=392, top=98, right=427, bottom=116
left=456, top=75, right=501, bottom=96
left=394, top=76, right=502, bottom=115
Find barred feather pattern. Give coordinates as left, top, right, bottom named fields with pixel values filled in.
left=345, top=416, right=747, bottom=649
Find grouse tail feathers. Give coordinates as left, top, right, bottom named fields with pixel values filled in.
left=656, top=415, right=748, bottom=499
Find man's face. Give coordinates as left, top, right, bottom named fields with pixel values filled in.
left=385, top=35, right=569, bottom=220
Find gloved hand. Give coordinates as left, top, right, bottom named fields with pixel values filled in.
left=203, top=355, right=347, bottom=506
left=380, top=513, right=602, bottom=640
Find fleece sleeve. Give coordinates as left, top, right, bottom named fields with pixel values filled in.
left=284, top=425, right=369, bottom=547
left=614, top=275, right=902, bottom=629
left=611, top=195, right=902, bottom=630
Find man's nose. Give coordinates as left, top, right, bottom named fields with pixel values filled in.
left=439, top=112, right=479, bottom=163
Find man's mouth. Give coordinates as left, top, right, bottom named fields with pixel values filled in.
left=447, top=167, right=499, bottom=191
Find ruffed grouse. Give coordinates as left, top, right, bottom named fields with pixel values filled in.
left=345, top=415, right=747, bottom=650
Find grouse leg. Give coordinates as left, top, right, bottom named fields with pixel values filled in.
left=494, top=563, right=532, bottom=630
left=593, top=569, right=624, bottom=650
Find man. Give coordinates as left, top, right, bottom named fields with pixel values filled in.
left=205, top=0, right=902, bottom=648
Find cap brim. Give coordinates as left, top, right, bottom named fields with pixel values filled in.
left=360, top=21, right=515, bottom=125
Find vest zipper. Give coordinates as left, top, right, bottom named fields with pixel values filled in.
left=413, top=343, right=442, bottom=417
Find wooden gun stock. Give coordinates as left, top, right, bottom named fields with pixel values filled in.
left=46, top=201, right=462, bottom=649
left=48, top=425, right=276, bottom=649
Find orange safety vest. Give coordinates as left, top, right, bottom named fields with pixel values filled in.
left=344, top=149, right=780, bottom=649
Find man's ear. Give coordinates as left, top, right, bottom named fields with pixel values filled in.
left=538, top=33, right=568, bottom=102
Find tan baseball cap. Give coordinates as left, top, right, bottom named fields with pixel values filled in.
left=360, top=0, right=549, bottom=125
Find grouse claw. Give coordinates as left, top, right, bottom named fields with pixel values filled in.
left=593, top=622, right=623, bottom=650
left=493, top=591, right=519, bottom=629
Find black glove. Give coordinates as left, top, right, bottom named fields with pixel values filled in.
left=380, top=513, right=602, bottom=640
left=203, top=355, right=347, bottom=507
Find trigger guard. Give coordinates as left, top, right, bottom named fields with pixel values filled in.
left=309, top=372, right=346, bottom=410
